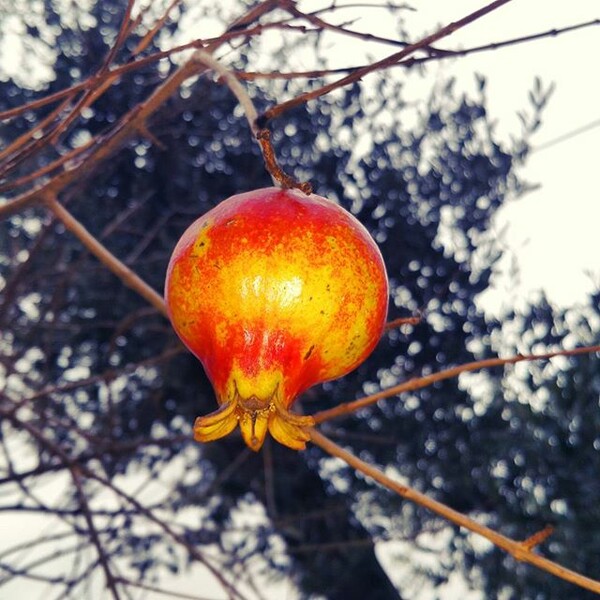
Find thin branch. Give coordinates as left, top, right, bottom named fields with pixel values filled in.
left=2, top=411, right=246, bottom=600
left=132, top=0, right=184, bottom=56
left=0, top=562, right=67, bottom=587
left=444, top=17, right=600, bottom=59
left=309, top=429, right=600, bottom=595
left=310, top=2, right=415, bottom=15
left=236, top=16, right=600, bottom=82
left=0, top=0, right=282, bottom=221
left=190, top=50, right=259, bottom=136
left=0, top=462, right=66, bottom=486
left=0, top=530, right=77, bottom=562
left=1, top=15, right=595, bottom=126
left=257, top=0, right=513, bottom=125
left=532, top=116, right=600, bottom=153
left=103, top=0, right=137, bottom=67
left=44, top=195, right=167, bottom=316
left=281, top=0, right=448, bottom=55
left=191, top=50, right=311, bottom=192
left=0, top=97, right=72, bottom=168
left=522, top=526, right=555, bottom=551
left=312, top=344, right=600, bottom=424
left=0, top=141, right=94, bottom=195
left=384, top=315, right=422, bottom=331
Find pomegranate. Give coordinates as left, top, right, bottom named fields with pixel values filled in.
left=165, top=187, right=388, bottom=451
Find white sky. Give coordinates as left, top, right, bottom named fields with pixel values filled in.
left=403, top=1, right=600, bottom=313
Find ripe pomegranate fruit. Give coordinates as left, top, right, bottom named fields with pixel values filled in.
left=165, top=187, right=388, bottom=451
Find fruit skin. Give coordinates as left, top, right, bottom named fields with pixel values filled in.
left=165, top=187, right=388, bottom=451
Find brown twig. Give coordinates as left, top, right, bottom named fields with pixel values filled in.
left=44, top=195, right=167, bottom=315
left=310, top=2, right=415, bottom=15
left=132, top=0, right=184, bottom=55
left=309, top=429, right=600, bottom=595
left=0, top=97, right=73, bottom=170
left=0, top=141, right=94, bottom=194
left=312, top=344, right=600, bottom=424
left=522, top=525, right=555, bottom=551
left=236, top=16, right=600, bottom=82
left=0, top=1, right=283, bottom=221
left=384, top=315, right=422, bottom=331
left=256, top=0, right=513, bottom=126
left=103, top=0, right=137, bottom=67
left=191, top=49, right=312, bottom=192
left=281, top=0, right=449, bottom=55
left=70, top=466, right=122, bottom=600
left=256, top=130, right=312, bottom=192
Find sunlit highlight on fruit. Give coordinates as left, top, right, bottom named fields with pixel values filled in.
left=165, top=187, right=388, bottom=451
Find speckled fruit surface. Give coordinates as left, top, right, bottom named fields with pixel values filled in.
left=165, top=187, right=388, bottom=451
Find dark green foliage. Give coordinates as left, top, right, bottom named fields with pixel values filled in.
left=1, top=1, right=598, bottom=599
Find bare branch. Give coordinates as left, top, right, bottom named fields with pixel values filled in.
left=257, top=0, right=513, bottom=125
left=309, top=429, right=600, bottom=595
left=281, top=0, right=449, bottom=55
left=384, top=315, right=422, bottom=331
left=44, top=195, right=167, bottom=316
left=70, top=466, right=122, bottom=600
left=313, top=344, right=600, bottom=424
left=0, top=0, right=283, bottom=220
left=132, top=0, right=185, bottom=56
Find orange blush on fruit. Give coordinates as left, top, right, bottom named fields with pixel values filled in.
left=165, top=187, right=388, bottom=451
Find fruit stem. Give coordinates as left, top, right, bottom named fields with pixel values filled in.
left=191, top=49, right=312, bottom=195
left=256, top=129, right=312, bottom=194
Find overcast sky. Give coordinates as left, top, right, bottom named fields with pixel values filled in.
left=403, top=2, right=600, bottom=313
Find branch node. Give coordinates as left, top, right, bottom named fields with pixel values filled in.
left=255, top=113, right=269, bottom=129
left=521, top=525, right=555, bottom=551
left=136, top=122, right=166, bottom=150
left=385, top=312, right=424, bottom=332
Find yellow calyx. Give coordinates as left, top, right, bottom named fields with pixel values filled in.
left=193, top=385, right=314, bottom=451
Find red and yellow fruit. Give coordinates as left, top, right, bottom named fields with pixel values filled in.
left=165, top=187, right=388, bottom=451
